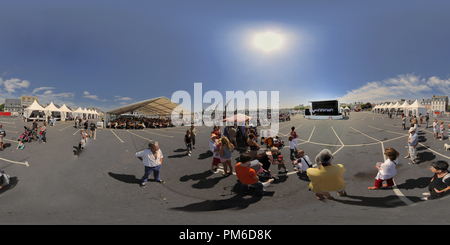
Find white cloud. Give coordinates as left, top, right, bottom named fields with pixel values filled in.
left=339, top=74, right=450, bottom=103
left=82, top=91, right=107, bottom=101
left=114, top=95, right=133, bottom=101
left=0, top=78, right=30, bottom=94
left=32, top=87, right=56, bottom=94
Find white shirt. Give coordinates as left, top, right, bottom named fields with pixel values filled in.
left=294, top=155, right=312, bottom=171
left=289, top=141, right=295, bottom=149
left=135, top=149, right=163, bottom=167
left=375, top=158, right=397, bottom=180
left=210, top=141, right=220, bottom=158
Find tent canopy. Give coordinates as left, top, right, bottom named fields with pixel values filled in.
left=106, top=96, right=192, bottom=116
left=223, top=113, right=252, bottom=123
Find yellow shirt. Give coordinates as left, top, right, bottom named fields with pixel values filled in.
left=307, top=164, right=346, bottom=194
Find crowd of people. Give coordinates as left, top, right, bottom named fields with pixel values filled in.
left=107, top=116, right=173, bottom=130
left=133, top=112, right=450, bottom=202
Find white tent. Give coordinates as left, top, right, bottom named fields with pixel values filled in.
left=72, top=107, right=85, bottom=118
left=58, top=104, right=73, bottom=121
left=407, top=100, right=427, bottom=117
left=43, top=102, right=61, bottom=120
left=387, top=102, right=397, bottom=111
left=396, top=101, right=409, bottom=112
left=23, top=100, right=45, bottom=121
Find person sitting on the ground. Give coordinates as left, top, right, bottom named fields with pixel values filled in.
left=422, top=161, right=450, bottom=200
left=307, top=149, right=347, bottom=200
left=235, top=152, right=274, bottom=196
left=293, top=150, right=313, bottom=173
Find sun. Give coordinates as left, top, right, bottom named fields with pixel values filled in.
left=254, top=32, right=283, bottom=51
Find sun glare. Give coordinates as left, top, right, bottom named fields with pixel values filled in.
left=254, top=32, right=283, bottom=51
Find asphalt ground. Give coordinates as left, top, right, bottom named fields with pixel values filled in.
left=1, top=112, right=450, bottom=224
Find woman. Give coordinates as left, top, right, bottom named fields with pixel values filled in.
left=247, top=134, right=260, bottom=159
left=290, top=127, right=299, bottom=151
left=440, top=121, right=445, bottom=140
left=307, top=149, right=347, bottom=200
left=184, top=129, right=192, bottom=156
left=422, top=161, right=450, bottom=200
left=368, top=148, right=399, bottom=189
left=219, top=137, right=234, bottom=176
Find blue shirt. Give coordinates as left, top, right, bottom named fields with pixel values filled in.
left=409, top=133, right=418, bottom=146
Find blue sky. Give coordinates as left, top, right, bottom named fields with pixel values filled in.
left=1, top=0, right=450, bottom=112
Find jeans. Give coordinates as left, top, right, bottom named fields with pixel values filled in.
left=248, top=180, right=272, bottom=196
left=186, top=143, right=192, bottom=152
left=141, top=165, right=162, bottom=183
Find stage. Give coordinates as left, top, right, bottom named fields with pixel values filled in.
left=304, top=115, right=344, bottom=120
left=305, top=99, right=344, bottom=120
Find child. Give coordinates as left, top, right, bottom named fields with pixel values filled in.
left=17, top=139, right=24, bottom=150
left=368, top=148, right=399, bottom=190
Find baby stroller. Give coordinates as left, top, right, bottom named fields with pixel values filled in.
left=19, top=126, right=31, bottom=142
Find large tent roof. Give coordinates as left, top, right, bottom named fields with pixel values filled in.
left=44, top=102, right=60, bottom=112
left=24, top=100, right=45, bottom=111
left=106, top=96, right=192, bottom=116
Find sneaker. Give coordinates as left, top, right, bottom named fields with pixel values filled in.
left=158, top=180, right=165, bottom=184
left=140, top=182, right=146, bottom=188
left=421, top=197, right=428, bottom=201
left=422, top=192, right=431, bottom=196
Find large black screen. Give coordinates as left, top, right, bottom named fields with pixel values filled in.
left=311, top=100, right=339, bottom=115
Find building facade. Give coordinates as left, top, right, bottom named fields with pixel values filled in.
left=430, top=95, right=448, bottom=112
left=4, top=98, right=22, bottom=115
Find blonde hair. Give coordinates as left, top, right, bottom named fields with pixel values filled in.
left=220, top=137, right=234, bottom=150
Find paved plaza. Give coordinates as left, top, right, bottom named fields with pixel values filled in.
left=1, top=112, right=450, bottom=224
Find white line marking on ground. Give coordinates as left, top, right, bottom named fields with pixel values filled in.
left=140, top=129, right=174, bottom=138
left=331, top=127, right=345, bottom=156
left=127, top=130, right=151, bottom=141
left=0, top=157, right=29, bottom=167
left=59, top=125, right=75, bottom=131
left=307, top=126, right=316, bottom=142
left=351, top=126, right=416, bottom=206
left=110, top=130, right=124, bottom=143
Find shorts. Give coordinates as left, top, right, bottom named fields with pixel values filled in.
left=220, top=158, right=231, bottom=163
left=212, top=157, right=221, bottom=166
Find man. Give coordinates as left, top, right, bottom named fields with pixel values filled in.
left=228, top=126, right=237, bottom=148
left=31, top=119, right=38, bottom=142
left=0, top=124, right=4, bottom=151
left=293, top=149, right=313, bottom=173
left=190, top=124, right=197, bottom=149
left=307, top=149, right=347, bottom=200
left=425, top=113, right=429, bottom=128
left=406, top=127, right=419, bottom=164
left=135, top=141, right=164, bottom=188
left=235, top=152, right=274, bottom=196
left=433, top=119, right=439, bottom=139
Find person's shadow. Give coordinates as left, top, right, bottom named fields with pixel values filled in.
left=108, top=172, right=140, bottom=184
left=170, top=181, right=273, bottom=212
left=0, top=176, right=19, bottom=195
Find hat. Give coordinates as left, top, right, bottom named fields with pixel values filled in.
left=210, top=133, right=217, bottom=139
left=409, top=127, right=415, bottom=133
left=278, top=155, right=284, bottom=160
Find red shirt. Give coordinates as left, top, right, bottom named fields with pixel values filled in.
left=235, top=162, right=257, bottom=185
